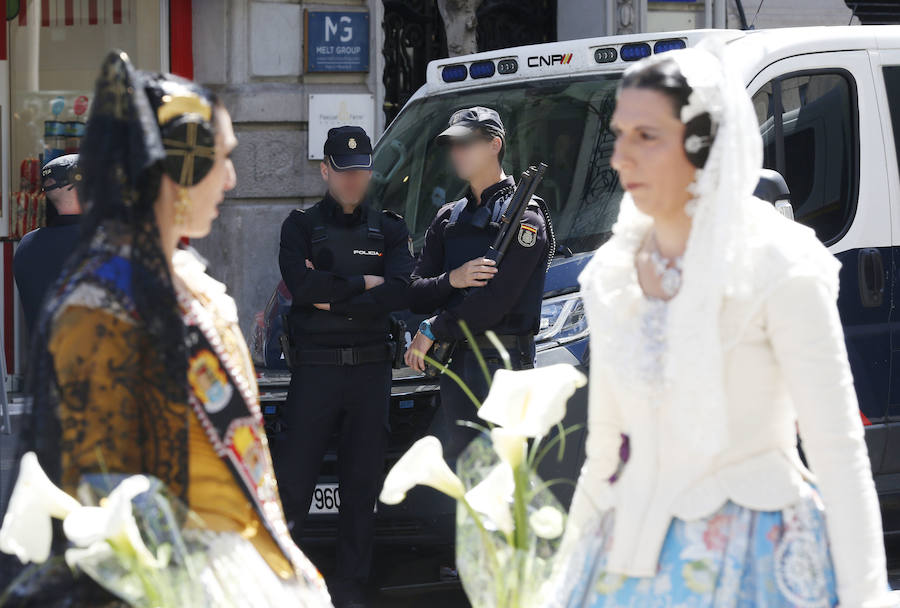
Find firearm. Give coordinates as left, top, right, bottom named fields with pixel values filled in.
left=389, top=317, right=408, bottom=369
left=422, top=163, right=548, bottom=378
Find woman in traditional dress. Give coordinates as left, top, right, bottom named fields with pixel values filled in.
left=553, top=45, right=897, bottom=607
left=4, top=51, right=331, bottom=606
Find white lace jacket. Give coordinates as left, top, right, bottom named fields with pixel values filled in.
left=568, top=199, right=894, bottom=607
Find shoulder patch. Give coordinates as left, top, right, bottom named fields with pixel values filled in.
left=382, top=209, right=404, bottom=221
left=517, top=223, right=538, bottom=248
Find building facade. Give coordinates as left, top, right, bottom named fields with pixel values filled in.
left=190, top=0, right=558, bottom=339
left=189, top=0, right=862, bottom=342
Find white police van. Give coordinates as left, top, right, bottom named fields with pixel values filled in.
left=367, top=24, right=900, bottom=539
left=258, top=25, right=900, bottom=587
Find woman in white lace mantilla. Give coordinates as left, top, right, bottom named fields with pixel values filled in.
left=552, top=45, right=898, bottom=607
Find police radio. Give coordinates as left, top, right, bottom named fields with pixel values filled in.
left=423, top=163, right=548, bottom=378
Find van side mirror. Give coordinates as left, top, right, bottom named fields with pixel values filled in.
left=753, top=169, right=794, bottom=221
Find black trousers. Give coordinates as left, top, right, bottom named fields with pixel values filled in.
left=436, top=344, right=534, bottom=467
left=275, top=360, right=391, bottom=593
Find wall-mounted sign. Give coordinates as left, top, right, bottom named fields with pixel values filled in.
left=308, top=94, right=375, bottom=160
left=304, top=10, right=370, bottom=73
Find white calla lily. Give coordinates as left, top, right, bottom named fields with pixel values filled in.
left=63, top=475, right=161, bottom=568
left=529, top=506, right=564, bottom=539
left=64, top=541, right=115, bottom=570
left=464, top=464, right=515, bottom=536
left=478, top=364, right=587, bottom=438
left=490, top=427, right=527, bottom=469
left=0, top=451, right=81, bottom=564
left=379, top=436, right=465, bottom=504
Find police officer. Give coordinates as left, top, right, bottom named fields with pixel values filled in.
left=276, top=126, right=413, bottom=608
left=14, top=154, right=83, bottom=333
left=405, top=107, right=552, bottom=463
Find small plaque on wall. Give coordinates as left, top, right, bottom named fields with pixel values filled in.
left=308, top=94, right=375, bottom=160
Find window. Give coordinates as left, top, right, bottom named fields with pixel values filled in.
left=881, top=67, right=900, bottom=190
left=752, top=71, right=858, bottom=244
left=8, top=1, right=164, bottom=237
left=370, top=76, right=624, bottom=254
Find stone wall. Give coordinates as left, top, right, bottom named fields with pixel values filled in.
left=191, top=0, right=382, bottom=341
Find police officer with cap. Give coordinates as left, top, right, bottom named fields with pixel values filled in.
left=14, top=154, right=83, bottom=332
left=276, top=125, right=413, bottom=607
left=405, top=106, right=552, bottom=463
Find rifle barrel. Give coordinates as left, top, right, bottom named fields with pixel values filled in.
left=488, top=169, right=533, bottom=251
left=494, top=163, right=547, bottom=264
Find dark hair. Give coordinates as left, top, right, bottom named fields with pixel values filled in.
left=19, top=52, right=220, bottom=497
left=620, top=56, right=693, bottom=118
left=619, top=56, right=716, bottom=168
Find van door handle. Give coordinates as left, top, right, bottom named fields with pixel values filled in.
left=858, top=248, right=884, bottom=308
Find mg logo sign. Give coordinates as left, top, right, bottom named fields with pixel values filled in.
left=527, top=53, right=574, bottom=68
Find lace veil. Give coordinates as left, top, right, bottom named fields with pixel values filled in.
left=584, top=42, right=839, bottom=460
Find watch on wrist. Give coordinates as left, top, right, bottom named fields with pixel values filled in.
left=419, top=319, right=436, bottom=341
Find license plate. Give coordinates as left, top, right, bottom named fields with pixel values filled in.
left=309, top=483, right=341, bottom=515
left=307, top=483, right=377, bottom=515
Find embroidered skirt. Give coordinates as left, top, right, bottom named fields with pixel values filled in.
left=554, top=491, right=838, bottom=608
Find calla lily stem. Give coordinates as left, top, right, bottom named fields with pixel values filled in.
left=458, top=321, right=493, bottom=389
left=460, top=497, right=506, bottom=604
left=484, top=331, right=513, bottom=371
left=421, top=352, right=482, bottom=410
left=529, top=423, right=585, bottom=470
left=527, top=477, right=578, bottom=502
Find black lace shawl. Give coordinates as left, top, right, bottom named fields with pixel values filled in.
left=16, top=50, right=190, bottom=493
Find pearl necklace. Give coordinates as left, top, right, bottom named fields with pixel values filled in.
left=647, top=235, right=684, bottom=298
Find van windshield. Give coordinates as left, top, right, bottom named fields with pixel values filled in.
left=370, top=75, right=623, bottom=255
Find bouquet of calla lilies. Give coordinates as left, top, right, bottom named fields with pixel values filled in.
left=0, top=454, right=329, bottom=607
left=382, top=329, right=586, bottom=608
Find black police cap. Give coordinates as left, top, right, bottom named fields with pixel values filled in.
left=324, top=125, right=373, bottom=172
left=436, top=106, right=506, bottom=145
left=41, top=154, right=81, bottom=192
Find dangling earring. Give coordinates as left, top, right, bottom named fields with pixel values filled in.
left=174, top=187, right=192, bottom=226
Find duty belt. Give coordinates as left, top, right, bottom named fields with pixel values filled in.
left=293, top=342, right=392, bottom=366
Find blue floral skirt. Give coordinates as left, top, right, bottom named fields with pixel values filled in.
left=555, top=490, right=839, bottom=608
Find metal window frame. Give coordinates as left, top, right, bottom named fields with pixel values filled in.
left=759, top=67, right=861, bottom=247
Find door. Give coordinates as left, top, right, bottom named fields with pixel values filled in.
left=872, top=49, right=900, bottom=487
left=749, top=51, right=892, bottom=476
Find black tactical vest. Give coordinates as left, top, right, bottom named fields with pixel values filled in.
left=291, top=201, right=388, bottom=341
left=441, top=187, right=547, bottom=336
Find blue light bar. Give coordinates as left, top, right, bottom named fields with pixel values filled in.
left=469, top=60, right=496, bottom=79
left=654, top=39, right=687, bottom=54
left=441, top=64, right=468, bottom=83
left=620, top=43, right=651, bottom=62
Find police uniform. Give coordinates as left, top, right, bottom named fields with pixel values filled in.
left=14, top=154, right=82, bottom=333
left=409, top=108, right=552, bottom=463
left=275, top=127, right=413, bottom=605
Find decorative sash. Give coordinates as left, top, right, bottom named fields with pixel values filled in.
left=178, top=291, right=325, bottom=590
